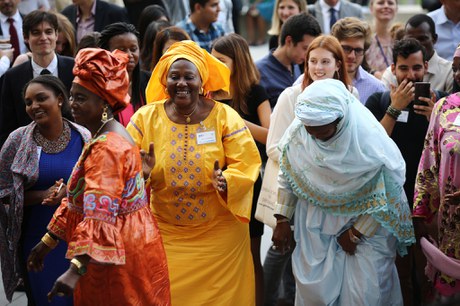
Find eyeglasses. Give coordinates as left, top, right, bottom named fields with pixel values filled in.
left=341, top=45, right=365, bottom=56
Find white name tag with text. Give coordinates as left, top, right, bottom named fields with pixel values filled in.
left=196, top=131, right=216, bottom=145
left=397, top=110, right=409, bottom=123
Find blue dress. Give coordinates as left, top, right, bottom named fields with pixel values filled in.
left=21, top=128, right=83, bottom=306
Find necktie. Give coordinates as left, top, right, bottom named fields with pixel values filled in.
left=40, top=69, right=51, bottom=75
left=7, top=18, right=19, bottom=60
left=329, top=8, right=337, bottom=30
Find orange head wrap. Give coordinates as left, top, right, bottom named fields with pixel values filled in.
left=145, top=40, right=230, bottom=103
left=73, top=48, right=130, bottom=114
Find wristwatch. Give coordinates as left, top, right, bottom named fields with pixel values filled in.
left=70, top=258, right=87, bottom=276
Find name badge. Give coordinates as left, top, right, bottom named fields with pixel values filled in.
left=396, top=110, right=409, bottom=123
left=454, top=114, right=460, bottom=126
left=196, top=131, right=216, bottom=145
left=37, top=146, right=42, bottom=160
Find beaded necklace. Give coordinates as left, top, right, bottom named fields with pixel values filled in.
left=33, top=121, right=71, bottom=154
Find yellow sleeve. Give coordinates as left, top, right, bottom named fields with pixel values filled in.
left=126, top=106, right=147, bottom=148
left=217, top=105, right=262, bottom=222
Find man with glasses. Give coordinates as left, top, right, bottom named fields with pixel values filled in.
left=331, top=17, right=385, bottom=104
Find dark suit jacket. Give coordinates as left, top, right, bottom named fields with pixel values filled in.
left=308, top=0, right=363, bottom=33
left=61, top=0, right=129, bottom=38
left=0, top=55, right=75, bottom=147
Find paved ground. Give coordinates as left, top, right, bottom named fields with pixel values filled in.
left=0, top=288, right=26, bottom=305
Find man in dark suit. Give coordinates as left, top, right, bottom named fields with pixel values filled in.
left=61, top=0, right=129, bottom=43
left=0, top=11, right=75, bottom=147
left=308, top=0, right=362, bottom=34
left=0, top=0, right=26, bottom=61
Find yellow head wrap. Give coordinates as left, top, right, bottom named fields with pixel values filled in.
left=145, top=40, right=230, bottom=103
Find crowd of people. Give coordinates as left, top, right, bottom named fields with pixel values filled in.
left=0, top=0, right=458, bottom=305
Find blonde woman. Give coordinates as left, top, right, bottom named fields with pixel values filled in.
left=267, top=0, right=306, bottom=49
left=365, top=0, right=398, bottom=79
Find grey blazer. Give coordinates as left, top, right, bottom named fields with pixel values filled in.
left=308, top=0, right=363, bottom=33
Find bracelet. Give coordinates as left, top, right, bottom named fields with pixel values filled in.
left=348, top=229, right=361, bottom=244
left=386, top=105, right=402, bottom=120
left=70, top=258, right=87, bottom=276
left=41, top=233, right=59, bottom=249
left=276, top=218, right=290, bottom=224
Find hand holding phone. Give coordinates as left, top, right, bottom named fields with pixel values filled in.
left=414, top=82, right=430, bottom=106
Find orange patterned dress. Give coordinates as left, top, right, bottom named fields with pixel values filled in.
left=48, top=132, right=171, bottom=306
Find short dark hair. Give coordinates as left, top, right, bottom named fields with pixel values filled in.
left=190, top=0, right=210, bottom=12
left=392, top=38, right=428, bottom=64
left=23, top=75, right=72, bottom=121
left=279, top=13, right=322, bottom=46
left=76, top=32, right=101, bottom=53
left=406, top=14, right=436, bottom=38
left=98, top=22, right=139, bottom=50
left=23, top=11, right=58, bottom=38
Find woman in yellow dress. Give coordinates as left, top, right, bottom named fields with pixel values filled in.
left=127, top=40, right=261, bottom=305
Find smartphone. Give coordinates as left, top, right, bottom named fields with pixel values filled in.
left=414, top=82, right=430, bottom=106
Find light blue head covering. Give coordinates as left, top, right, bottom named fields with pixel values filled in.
left=295, top=79, right=347, bottom=127
left=279, top=79, right=415, bottom=255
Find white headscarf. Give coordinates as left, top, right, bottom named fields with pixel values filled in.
left=279, top=79, right=414, bottom=254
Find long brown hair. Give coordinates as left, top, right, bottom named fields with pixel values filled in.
left=151, top=26, right=190, bottom=70
left=56, top=13, right=76, bottom=57
left=211, top=34, right=260, bottom=115
left=302, top=35, right=351, bottom=90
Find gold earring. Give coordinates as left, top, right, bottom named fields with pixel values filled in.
left=101, top=105, right=108, bottom=123
left=164, top=87, right=169, bottom=94
left=199, top=87, right=204, bottom=95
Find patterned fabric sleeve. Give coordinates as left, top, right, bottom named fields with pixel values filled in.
left=413, top=98, right=444, bottom=222
left=0, top=130, right=20, bottom=200
left=274, top=167, right=297, bottom=219
left=47, top=198, right=69, bottom=240
left=66, top=138, right=127, bottom=265
left=354, top=214, right=380, bottom=237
